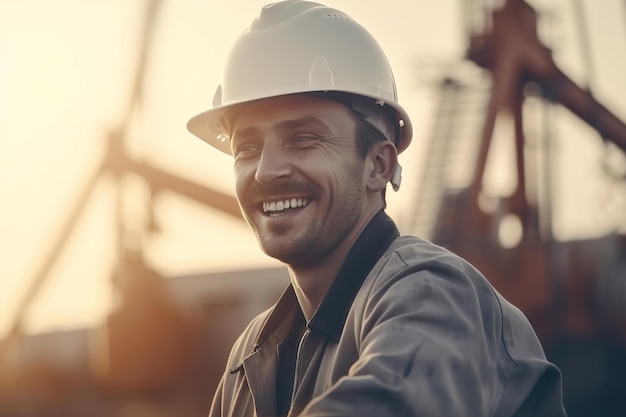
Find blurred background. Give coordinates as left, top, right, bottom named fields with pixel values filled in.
left=1, top=0, right=625, bottom=416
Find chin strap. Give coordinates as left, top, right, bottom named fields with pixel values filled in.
left=391, top=164, right=402, bottom=191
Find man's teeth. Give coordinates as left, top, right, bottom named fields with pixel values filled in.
left=263, top=198, right=308, bottom=213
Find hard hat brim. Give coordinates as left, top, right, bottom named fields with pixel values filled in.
left=186, top=90, right=413, bottom=155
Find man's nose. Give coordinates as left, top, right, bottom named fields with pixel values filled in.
left=254, top=143, right=292, bottom=184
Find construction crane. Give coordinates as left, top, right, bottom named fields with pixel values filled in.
left=0, top=1, right=256, bottom=415
left=1, top=1, right=625, bottom=416
left=411, top=1, right=626, bottom=415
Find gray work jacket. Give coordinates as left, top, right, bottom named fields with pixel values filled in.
left=209, top=212, right=566, bottom=417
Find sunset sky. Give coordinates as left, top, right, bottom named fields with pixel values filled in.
left=1, top=0, right=625, bottom=337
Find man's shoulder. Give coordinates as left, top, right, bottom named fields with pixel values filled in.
left=374, top=234, right=522, bottom=318
left=379, top=234, right=480, bottom=278
left=368, top=234, right=547, bottom=361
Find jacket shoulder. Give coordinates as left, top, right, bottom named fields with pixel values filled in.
left=375, top=235, right=547, bottom=359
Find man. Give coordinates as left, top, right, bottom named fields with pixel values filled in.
left=186, top=1, right=567, bottom=416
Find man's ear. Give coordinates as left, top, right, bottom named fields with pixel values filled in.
left=366, top=141, right=398, bottom=192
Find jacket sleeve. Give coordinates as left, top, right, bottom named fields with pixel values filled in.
left=299, top=253, right=566, bottom=417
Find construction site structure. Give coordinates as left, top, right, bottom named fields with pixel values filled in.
left=411, top=1, right=626, bottom=415
left=1, top=1, right=625, bottom=416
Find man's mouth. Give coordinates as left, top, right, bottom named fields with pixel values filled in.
left=262, top=198, right=309, bottom=214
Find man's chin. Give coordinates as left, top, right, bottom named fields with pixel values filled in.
left=258, top=239, right=308, bottom=266
left=259, top=243, right=296, bottom=264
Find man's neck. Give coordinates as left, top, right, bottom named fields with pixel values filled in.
left=288, top=249, right=345, bottom=321
left=287, top=205, right=382, bottom=321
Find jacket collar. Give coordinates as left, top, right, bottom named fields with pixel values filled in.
left=255, top=209, right=400, bottom=346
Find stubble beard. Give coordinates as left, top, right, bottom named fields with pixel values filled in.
left=253, top=167, right=365, bottom=268
left=256, top=218, right=325, bottom=267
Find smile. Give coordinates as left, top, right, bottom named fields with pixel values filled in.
left=262, top=198, right=309, bottom=214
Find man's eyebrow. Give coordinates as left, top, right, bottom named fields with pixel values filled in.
left=274, top=116, right=330, bottom=131
left=233, top=116, right=331, bottom=138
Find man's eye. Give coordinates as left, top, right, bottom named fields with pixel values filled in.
left=234, top=143, right=260, bottom=159
left=292, top=134, right=320, bottom=146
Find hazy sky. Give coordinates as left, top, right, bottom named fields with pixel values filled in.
left=1, top=0, right=625, bottom=336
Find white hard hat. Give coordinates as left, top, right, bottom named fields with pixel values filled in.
left=186, top=0, right=413, bottom=155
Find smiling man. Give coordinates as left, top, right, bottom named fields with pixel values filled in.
left=186, top=1, right=567, bottom=416
left=229, top=94, right=392, bottom=319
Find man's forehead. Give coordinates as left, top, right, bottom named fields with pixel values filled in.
left=227, top=94, right=355, bottom=133
left=232, top=116, right=334, bottom=139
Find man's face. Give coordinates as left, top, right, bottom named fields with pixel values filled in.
left=229, top=95, right=369, bottom=267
